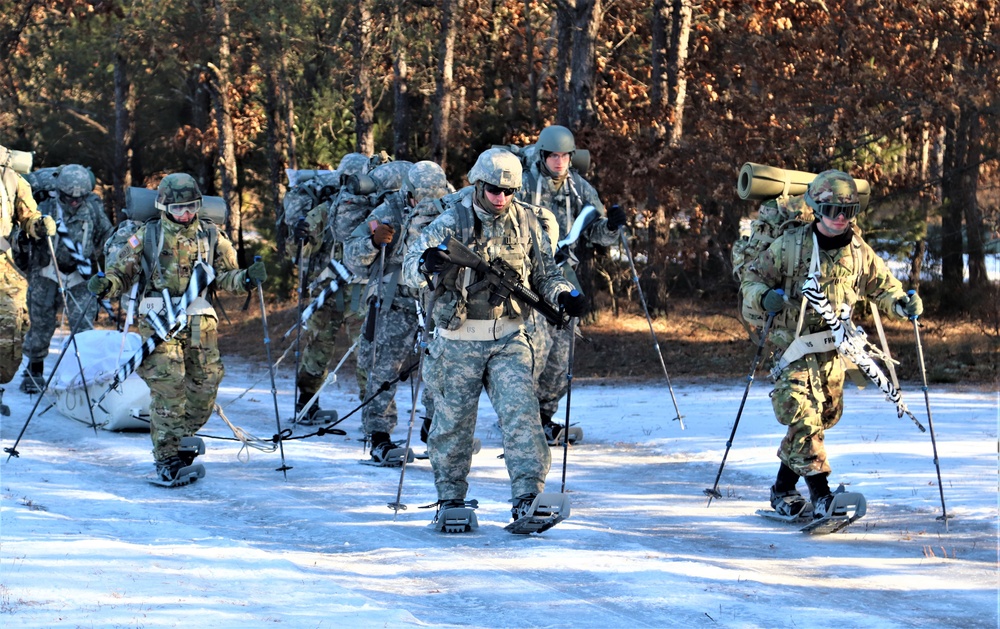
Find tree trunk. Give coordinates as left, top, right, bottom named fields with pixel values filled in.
left=650, top=0, right=669, bottom=112
left=265, top=55, right=288, bottom=256
left=962, top=111, right=987, bottom=288
left=353, top=0, right=375, bottom=155
left=565, top=0, right=603, bottom=131
left=112, top=51, right=133, bottom=224
left=281, top=44, right=297, bottom=171
left=431, top=0, right=458, bottom=169
left=212, top=0, right=241, bottom=254
left=391, top=8, right=410, bottom=160
left=523, top=0, right=539, bottom=129
left=665, top=0, right=692, bottom=147
left=940, top=109, right=968, bottom=287
left=555, top=3, right=573, bottom=127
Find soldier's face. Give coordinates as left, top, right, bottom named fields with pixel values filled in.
left=816, top=213, right=851, bottom=237
left=483, top=183, right=514, bottom=213
left=60, top=193, right=84, bottom=209
left=545, top=151, right=571, bottom=177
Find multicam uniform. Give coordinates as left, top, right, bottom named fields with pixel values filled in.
left=519, top=158, right=617, bottom=422
left=0, top=146, right=46, bottom=383
left=741, top=223, right=907, bottom=477
left=22, top=190, right=112, bottom=366
left=101, top=216, right=248, bottom=463
left=403, top=183, right=573, bottom=503
left=344, top=164, right=449, bottom=439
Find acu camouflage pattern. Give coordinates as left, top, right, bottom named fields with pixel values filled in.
left=101, top=216, right=246, bottom=462
left=345, top=165, right=448, bottom=436
left=467, top=148, right=521, bottom=188
left=0, top=145, right=43, bottom=383
left=55, top=164, right=94, bottom=197
left=403, top=183, right=572, bottom=502
left=741, top=222, right=907, bottom=478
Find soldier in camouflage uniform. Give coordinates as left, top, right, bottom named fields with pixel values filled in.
left=403, top=148, right=585, bottom=522
left=20, top=164, right=113, bottom=393
left=344, top=161, right=450, bottom=464
left=741, top=170, right=922, bottom=519
left=88, top=173, right=266, bottom=484
left=0, top=144, right=54, bottom=395
left=286, top=152, right=372, bottom=423
left=517, top=125, right=627, bottom=442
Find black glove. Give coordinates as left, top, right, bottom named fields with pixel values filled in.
left=87, top=274, right=112, bottom=298
left=761, top=288, right=785, bottom=313
left=293, top=217, right=311, bottom=243
left=421, top=246, right=452, bottom=274
left=245, top=260, right=267, bottom=284
left=558, top=290, right=587, bottom=317
left=606, top=204, right=627, bottom=231
left=894, top=291, right=923, bottom=318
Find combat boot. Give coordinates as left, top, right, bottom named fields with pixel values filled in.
left=19, top=361, right=45, bottom=395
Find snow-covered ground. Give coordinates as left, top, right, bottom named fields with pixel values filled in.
left=1, top=335, right=997, bottom=628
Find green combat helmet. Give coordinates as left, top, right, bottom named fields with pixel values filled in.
left=536, top=124, right=576, bottom=155
left=55, top=164, right=95, bottom=199
left=805, top=170, right=861, bottom=220
left=400, top=161, right=450, bottom=204
left=337, top=153, right=371, bottom=186
left=468, top=148, right=522, bottom=189
left=155, top=173, right=203, bottom=224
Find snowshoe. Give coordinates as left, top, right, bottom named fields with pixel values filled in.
left=361, top=440, right=414, bottom=467
left=294, top=402, right=338, bottom=426
left=756, top=485, right=813, bottom=522
left=430, top=499, right=479, bottom=534
left=149, top=455, right=205, bottom=488
left=504, top=492, right=571, bottom=535
left=542, top=420, right=582, bottom=446
left=414, top=438, right=480, bottom=460
left=801, top=486, right=867, bottom=535
left=177, top=436, right=206, bottom=467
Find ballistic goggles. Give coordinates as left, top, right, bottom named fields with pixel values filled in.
left=484, top=183, right=518, bottom=197
left=59, top=192, right=84, bottom=206
left=156, top=198, right=202, bottom=218
left=816, top=202, right=860, bottom=221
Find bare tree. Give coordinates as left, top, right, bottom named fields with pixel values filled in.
left=391, top=6, right=410, bottom=160
left=210, top=0, right=241, bottom=252
left=431, top=0, right=458, bottom=168
left=112, top=50, right=133, bottom=223
left=353, top=0, right=375, bottom=155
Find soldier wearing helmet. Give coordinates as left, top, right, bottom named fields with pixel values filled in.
left=87, top=173, right=266, bottom=486
left=343, top=160, right=454, bottom=465
left=741, top=168, right=923, bottom=521
left=0, top=144, right=52, bottom=400
left=19, top=164, right=113, bottom=394
left=519, top=125, right=627, bottom=445
left=402, top=147, right=585, bottom=530
left=284, top=152, right=383, bottom=426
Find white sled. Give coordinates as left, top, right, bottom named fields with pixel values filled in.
left=46, top=329, right=151, bottom=431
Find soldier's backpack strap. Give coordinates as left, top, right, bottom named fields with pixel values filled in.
left=140, top=219, right=163, bottom=298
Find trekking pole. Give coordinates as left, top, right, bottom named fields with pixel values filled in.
left=618, top=227, right=684, bottom=428
left=4, top=292, right=100, bottom=461
left=253, top=256, right=292, bottom=478
left=45, top=236, right=100, bottom=434
left=292, top=238, right=307, bottom=413
left=367, top=225, right=388, bottom=376
left=292, top=339, right=358, bottom=424
left=388, top=300, right=428, bottom=517
left=560, top=316, right=577, bottom=493
left=704, top=306, right=778, bottom=506
left=909, top=294, right=950, bottom=528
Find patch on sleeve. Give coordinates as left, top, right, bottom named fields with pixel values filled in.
left=127, top=235, right=141, bottom=249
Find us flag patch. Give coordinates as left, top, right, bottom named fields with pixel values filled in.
left=128, top=235, right=141, bottom=248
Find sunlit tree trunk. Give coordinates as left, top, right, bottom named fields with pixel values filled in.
left=112, top=51, right=133, bottom=224
left=391, top=8, right=410, bottom=160
left=211, top=0, right=241, bottom=254
left=431, top=0, right=458, bottom=169
left=353, top=0, right=375, bottom=155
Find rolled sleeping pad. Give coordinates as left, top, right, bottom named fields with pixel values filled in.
left=736, top=162, right=870, bottom=211
left=9, top=149, right=33, bottom=175
left=125, top=186, right=228, bottom=225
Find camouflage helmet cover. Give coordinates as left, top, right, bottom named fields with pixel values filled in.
left=467, top=148, right=522, bottom=189
left=400, top=161, right=449, bottom=203
left=536, top=125, right=576, bottom=154
left=337, top=153, right=370, bottom=180
left=369, top=160, right=413, bottom=194
left=56, top=164, right=95, bottom=197
left=155, top=173, right=202, bottom=210
left=805, top=170, right=859, bottom=209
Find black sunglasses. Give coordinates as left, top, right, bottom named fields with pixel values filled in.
left=816, top=202, right=860, bottom=221
left=484, top=183, right=517, bottom=197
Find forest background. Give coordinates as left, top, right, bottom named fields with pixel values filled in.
left=1, top=0, right=997, bottom=385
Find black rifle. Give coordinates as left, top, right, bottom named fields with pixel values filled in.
left=443, top=236, right=569, bottom=329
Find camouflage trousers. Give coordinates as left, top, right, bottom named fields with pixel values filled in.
left=356, top=294, right=422, bottom=435
left=23, top=276, right=97, bottom=363
left=423, top=328, right=550, bottom=501
left=137, top=315, right=224, bottom=462
left=295, top=293, right=362, bottom=400
left=771, top=351, right=845, bottom=477
left=535, top=318, right=572, bottom=419
left=0, top=259, right=29, bottom=384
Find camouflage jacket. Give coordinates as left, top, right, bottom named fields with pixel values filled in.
left=403, top=186, right=573, bottom=331
left=741, top=222, right=907, bottom=350
left=519, top=161, right=617, bottom=247
left=32, top=193, right=113, bottom=276
left=103, top=217, right=247, bottom=304
left=0, top=151, right=42, bottom=244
